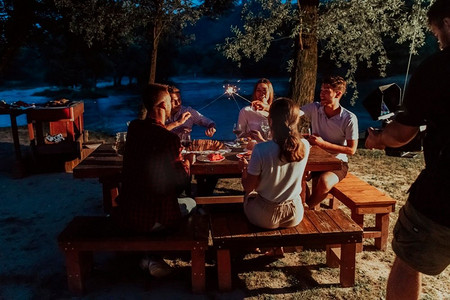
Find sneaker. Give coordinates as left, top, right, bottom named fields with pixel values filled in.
left=140, top=256, right=173, bottom=278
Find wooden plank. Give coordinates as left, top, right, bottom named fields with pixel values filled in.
left=210, top=214, right=232, bottom=240
left=296, top=211, right=320, bottom=235
left=306, top=210, right=339, bottom=233
left=195, top=195, right=244, bottom=204
left=217, top=249, right=232, bottom=291
left=324, top=210, right=362, bottom=234
left=227, top=212, right=258, bottom=238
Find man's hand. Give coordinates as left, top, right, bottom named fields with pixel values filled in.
left=205, top=126, right=216, bottom=137
left=178, top=112, right=191, bottom=125
left=365, top=127, right=385, bottom=150
left=308, top=134, right=325, bottom=147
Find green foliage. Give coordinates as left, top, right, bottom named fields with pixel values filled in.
left=218, top=0, right=297, bottom=68
left=219, top=0, right=434, bottom=103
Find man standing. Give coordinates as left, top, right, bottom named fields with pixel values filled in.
left=366, top=1, right=450, bottom=298
left=116, top=83, right=196, bottom=277
left=301, top=75, right=359, bottom=209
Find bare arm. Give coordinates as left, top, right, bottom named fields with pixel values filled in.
left=365, top=121, right=419, bottom=150
left=239, top=158, right=259, bottom=194
left=166, top=112, right=191, bottom=131
left=241, top=172, right=259, bottom=194
left=308, top=136, right=358, bottom=155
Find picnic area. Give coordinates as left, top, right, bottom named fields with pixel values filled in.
left=0, top=126, right=448, bottom=299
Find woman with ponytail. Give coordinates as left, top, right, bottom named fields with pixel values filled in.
left=239, top=98, right=310, bottom=236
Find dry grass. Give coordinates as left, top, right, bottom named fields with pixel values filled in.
left=1, top=127, right=448, bottom=299
left=212, top=149, right=450, bottom=299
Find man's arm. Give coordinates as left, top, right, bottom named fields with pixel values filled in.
left=166, top=111, right=191, bottom=131
left=365, top=121, right=419, bottom=150
left=308, top=136, right=358, bottom=155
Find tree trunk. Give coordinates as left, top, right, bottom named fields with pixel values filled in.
left=138, top=21, right=162, bottom=120
left=290, top=0, right=319, bottom=107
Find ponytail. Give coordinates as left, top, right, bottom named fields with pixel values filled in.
left=269, top=98, right=305, bottom=162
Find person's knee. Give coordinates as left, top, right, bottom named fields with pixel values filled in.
left=178, top=197, right=197, bottom=216
left=315, top=173, right=338, bottom=193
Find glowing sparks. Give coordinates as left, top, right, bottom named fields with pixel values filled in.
left=223, top=84, right=238, bottom=96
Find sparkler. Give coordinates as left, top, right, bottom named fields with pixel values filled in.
left=197, top=81, right=252, bottom=112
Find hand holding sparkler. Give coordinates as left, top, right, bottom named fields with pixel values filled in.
left=251, top=96, right=270, bottom=111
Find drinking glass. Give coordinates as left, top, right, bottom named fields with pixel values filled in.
left=113, top=132, right=127, bottom=155
left=261, top=120, right=270, bottom=139
left=232, top=123, right=242, bottom=138
left=300, top=126, right=311, bottom=139
left=181, top=132, right=192, bottom=149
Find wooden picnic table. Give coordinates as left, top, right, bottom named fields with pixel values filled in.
left=0, top=107, right=27, bottom=178
left=73, top=143, right=342, bottom=213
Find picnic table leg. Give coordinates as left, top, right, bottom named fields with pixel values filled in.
left=339, top=243, right=357, bottom=287
left=10, top=113, right=26, bottom=178
left=191, top=244, right=206, bottom=293
left=99, top=177, right=119, bottom=214
left=63, top=250, right=92, bottom=295
left=217, top=249, right=232, bottom=291
left=350, top=210, right=364, bottom=252
left=375, top=213, right=390, bottom=251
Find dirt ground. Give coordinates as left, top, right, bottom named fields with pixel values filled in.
left=0, top=126, right=449, bottom=299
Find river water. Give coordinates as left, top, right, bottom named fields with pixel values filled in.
left=0, top=76, right=406, bottom=141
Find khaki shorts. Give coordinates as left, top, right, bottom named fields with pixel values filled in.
left=311, top=162, right=349, bottom=182
left=243, top=192, right=304, bottom=229
left=392, top=201, right=450, bottom=275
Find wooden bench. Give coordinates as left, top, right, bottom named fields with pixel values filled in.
left=196, top=196, right=362, bottom=292
left=58, top=214, right=209, bottom=295
left=329, top=173, right=396, bottom=251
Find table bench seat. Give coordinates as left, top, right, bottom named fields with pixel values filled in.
left=208, top=207, right=363, bottom=291
left=58, top=214, right=209, bottom=295
left=329, top=173, right=396, bottom=251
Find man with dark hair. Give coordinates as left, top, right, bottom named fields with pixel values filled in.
left=366, top=0, right=450, bottom=298
left=165, top=86, right=216, bottom=137
left=301, top=75, right=359, bottom=209
left=116, top=83, right=196, bottom=277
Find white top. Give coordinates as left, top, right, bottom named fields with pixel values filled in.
left=301, top=102, right=358, bottom=162
left=237, top=106, right=269, bottom=138
left=247, top=139, right=310, bottom=203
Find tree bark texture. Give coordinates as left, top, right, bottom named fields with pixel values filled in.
left=290, top=0, right=319, bottom=107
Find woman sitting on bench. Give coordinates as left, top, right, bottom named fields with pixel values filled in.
left=239, top=98, right=310, bottom=255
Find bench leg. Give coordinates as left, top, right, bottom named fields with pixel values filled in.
left=326, top=244, right=341, bottom=268
left=375, top=213, right=390, bottom=251
left=191, top=245, right=206, bottom=293
left=64, top=251, right=92, bottom=295
left=217, top=249, right=232, bottom=291
left=340, top=243, right=357, bottom=287
left=350, top=210, right=364, bottom=252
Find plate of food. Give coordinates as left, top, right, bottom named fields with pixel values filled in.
left=197, top=153, right=226, bottom=163
left=187, top=139, right=225, bottom=152
left=236, top=151, right=252, bottom=160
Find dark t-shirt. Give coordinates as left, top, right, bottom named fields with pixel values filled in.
left=117, top=118, right=190, bottom=233
left=395, top=47, right=450, bottom=227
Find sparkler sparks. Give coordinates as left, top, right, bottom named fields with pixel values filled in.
left=197, top=81, right=252, bottom=112
left=224, top=84, right=238, bottom=97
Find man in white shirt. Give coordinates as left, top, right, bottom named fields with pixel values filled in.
left=301, top=75, right=359, bottom=209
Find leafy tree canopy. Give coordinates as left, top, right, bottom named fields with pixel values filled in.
left=218, top=0, right=433, bottom=104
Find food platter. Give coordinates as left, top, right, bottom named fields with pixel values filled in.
left=236, top=151, right=252, bottom=160
left=196, top=154, right=225, bottom=163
